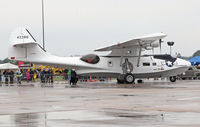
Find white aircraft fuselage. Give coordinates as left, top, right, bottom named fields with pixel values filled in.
left=8, top=28, right=191, bottom=83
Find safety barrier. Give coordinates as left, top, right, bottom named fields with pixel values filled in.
left=0, top=74, right=113, bottom=84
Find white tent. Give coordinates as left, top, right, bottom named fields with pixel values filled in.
left=0, top=63, right=19, bottom=70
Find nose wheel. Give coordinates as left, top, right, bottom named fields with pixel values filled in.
left=169, top=76, right=177, bottom=82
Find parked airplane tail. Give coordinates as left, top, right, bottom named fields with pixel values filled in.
left=8, top=28, right=46, bottom=61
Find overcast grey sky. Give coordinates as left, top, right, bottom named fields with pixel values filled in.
left=0, top=0, right=200, bottom=59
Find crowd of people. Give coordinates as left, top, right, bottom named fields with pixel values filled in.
left=0, top=70, right=15, bottom=84
left=0, top=68, right=78, bottom=86
left=39, top=69, right=54, bottom=83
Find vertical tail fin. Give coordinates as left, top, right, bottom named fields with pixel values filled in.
left=10, top=27, right=37, bottom=46
left=8, top=28, right=45, bottom=61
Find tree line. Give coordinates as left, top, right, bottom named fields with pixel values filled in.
left=177, top=50, right=200, bottom=60
left=0, top=58, right=18, bottom=65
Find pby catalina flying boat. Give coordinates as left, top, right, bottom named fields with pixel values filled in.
left=8, top=28, right=191, bottom=83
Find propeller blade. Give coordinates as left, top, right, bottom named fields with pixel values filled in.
left=159, top=39, right=163, bottom=53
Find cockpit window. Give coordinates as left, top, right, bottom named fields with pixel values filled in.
left=80, top=54, right=100, bottom=64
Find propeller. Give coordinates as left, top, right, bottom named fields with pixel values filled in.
left=159, top=39, right=164, bottom=53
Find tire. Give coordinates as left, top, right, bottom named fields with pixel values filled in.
left=124, top=73, right=135, bottom=84
left=181, top=78, right=186, bottom=80
left=137, top=79, right=143, bottom=83
left=169, top=76, right=176, bottom=82
left=117, top=78, right=125, bottom=84
left=117, top=74, right=125, bottom=84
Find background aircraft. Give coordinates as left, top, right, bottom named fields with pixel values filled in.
left=8, top=28, right=191, bottom=83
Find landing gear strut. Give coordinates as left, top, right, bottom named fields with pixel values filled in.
left=169, top=76, right=176, bottom=82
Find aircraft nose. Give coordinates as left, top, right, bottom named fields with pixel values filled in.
left=185, top=60, right=191, bottom=66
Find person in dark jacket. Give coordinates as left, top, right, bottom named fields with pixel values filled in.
left=9, top=70, right=14, bottom=84
left=3, top=70, right=9, bottom=84
left=45, top=69, right=49, bottom=83
left=47, top=69, right=54, bottom=83
left=63, top=69, right=68, bottom=80
left=40, top=70, right=45, bottom=83
left=70, top=69, right=77, bottom=85
left=30, top=69, right=34, bottom=82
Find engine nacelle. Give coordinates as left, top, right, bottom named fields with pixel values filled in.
left=150, top=42, right=159, bottom=48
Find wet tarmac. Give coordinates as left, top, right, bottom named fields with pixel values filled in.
left=0, top=80, right=200, bottom=127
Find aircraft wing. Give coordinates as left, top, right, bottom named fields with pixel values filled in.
left=95, top=33, right=167, bottom=51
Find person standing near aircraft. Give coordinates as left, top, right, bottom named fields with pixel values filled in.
left=68, top=69, right=71, bottom=84
left=30, top=69, right=34, bottom=82
left=9, top=70, right=14, bottom=84
left=40, top=69, right=45, bottom=83
left=26, top=70, right=30, bottom=82
left=71, top=69, right=77, bottom=85
left=33, top=70, right=37, bottom=81
left=16, top=70, right=22, bottom=84
left=3, top=70, right=9, bottom=84
left=48, top=68, right=54, bottom=83
left=45, top=69, right=50, bottom=83
left=63, top=68, right=68, bottom=80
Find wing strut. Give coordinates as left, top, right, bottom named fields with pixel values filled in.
left=137, top=45, right=142, bottom=67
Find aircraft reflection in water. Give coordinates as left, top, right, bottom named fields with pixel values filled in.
left=8, top=28, right=190, bottom=83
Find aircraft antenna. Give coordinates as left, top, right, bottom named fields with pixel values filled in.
left=42, top=0, right=45, bottom=50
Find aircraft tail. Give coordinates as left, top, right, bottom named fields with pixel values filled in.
left=8, top=28, right=46, bottom=62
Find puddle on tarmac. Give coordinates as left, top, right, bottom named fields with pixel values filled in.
left=0, top=110, right=115, bottom=127
left=0, top=110, right=200, bottom=127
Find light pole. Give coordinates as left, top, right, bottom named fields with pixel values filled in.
left=42, top=0, right=45, bottom=50
left=167, top=41, right=174, bottom=55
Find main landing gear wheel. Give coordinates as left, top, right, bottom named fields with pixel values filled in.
left=117, top=78, right=125, bottom=84
left=124, top=73, right=135, bottom=84
left=169, top=76, right=177, bottom=82
left=117, top=74, right=125, bottom=84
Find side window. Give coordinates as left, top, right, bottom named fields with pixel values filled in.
left=108, top=61, right=113, bottom=67
left=152, top=63, right=157, bottom=66
left=143, top=62, right=150, bottom=66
